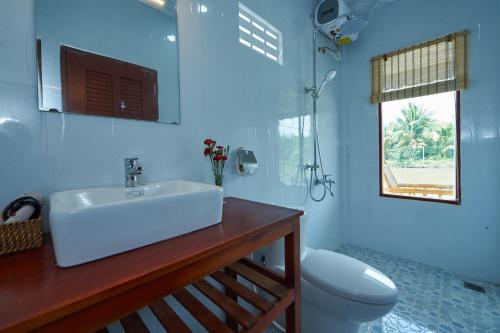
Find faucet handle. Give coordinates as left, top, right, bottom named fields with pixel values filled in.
left=125, top=157, right=138, bottom=168
left=124, top=158, right=143, bottom=187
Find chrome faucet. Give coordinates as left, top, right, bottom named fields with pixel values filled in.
left=124, top=158, right=144, bottom=187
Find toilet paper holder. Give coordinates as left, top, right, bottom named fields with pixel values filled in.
left=236, top=147, right=258, bottom=175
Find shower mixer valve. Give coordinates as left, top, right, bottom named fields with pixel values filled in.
left=305, top=163, right=335, bottom=196
left=323, top=174, right=336, bottom=185
left=305, top=163, right=320, bottom=170
left=311, top=174, right=335, bottom=197
left=314, top=174, right=335, bottom=186
left=321, top=175, right=336, bottom=197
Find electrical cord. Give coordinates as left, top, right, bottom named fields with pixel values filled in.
left=2, top=196, right=42, bottom=221
left=249, top=253, right=286, bottom=332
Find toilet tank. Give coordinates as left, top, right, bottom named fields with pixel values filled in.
left=265, top=210, right=308, bottom=269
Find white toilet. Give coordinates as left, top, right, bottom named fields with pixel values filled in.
left=264, top=211, right=398, bottom=333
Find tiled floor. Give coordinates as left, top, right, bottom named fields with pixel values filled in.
left=335, top=244, right=500, bottom=333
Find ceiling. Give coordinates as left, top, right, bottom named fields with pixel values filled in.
left=345, top=0, right=399, bottom=16
left=137, top=0, right=176, bottom=17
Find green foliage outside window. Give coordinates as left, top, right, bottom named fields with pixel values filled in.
left=383, top=103, right=455, bottom=168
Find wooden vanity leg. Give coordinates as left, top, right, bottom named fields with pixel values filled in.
left=224, top=267, right=239, bottom=332
left=285, top=222, right=301, bottom=333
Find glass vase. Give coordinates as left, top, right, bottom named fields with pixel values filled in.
left=214, top=174, right=223, bottom=187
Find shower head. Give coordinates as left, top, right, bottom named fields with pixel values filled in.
left=324, top=70, right=337, bottom=82
left=316, top=70, right=337, bottom=97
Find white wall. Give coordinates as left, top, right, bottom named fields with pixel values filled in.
left=341, top=0, right=500, bottom=283
left=0, top=0, right=343, bottom=252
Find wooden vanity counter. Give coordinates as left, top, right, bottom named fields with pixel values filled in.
left=0, top=197, right=302, bottom=333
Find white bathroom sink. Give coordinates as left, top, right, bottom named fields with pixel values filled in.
left=49, top=180, right=223, bottom=267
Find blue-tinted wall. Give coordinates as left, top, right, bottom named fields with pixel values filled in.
left=0, top=0, right=343, bottom=253
left=1, top=0, right=498, bottom=284
left=341, top=0, right=500, bottom=283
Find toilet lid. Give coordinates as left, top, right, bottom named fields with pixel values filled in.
left=301, top=249, right=398, bottom=305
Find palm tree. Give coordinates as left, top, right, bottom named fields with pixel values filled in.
left=437, top=123, right=455, bottom=159
left=392, top=103, right=433, bottom=146
left=385, top=103, right=435, bottom=163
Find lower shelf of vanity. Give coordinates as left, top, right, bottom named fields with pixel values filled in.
left=96, top=258, right=292, bottom=333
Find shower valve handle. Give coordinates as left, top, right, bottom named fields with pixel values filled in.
left=306, top=163, right=320, bottom=170
left=323, top=175, right=336, bottom=185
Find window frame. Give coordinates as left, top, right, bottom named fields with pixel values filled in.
left=378, top=91, right=461, bottom=205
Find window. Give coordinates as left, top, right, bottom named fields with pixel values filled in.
left=379, top=92, right=460, bottom=203
left=371, top=31, right=469, bottom=204
left=61, top=46, right=159, bottom=121
left=238, top=2, right=283, bottom=65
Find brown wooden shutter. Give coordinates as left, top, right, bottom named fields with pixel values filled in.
left=86, top=70, right=115, bottom=117
left=61, top=46, right=159, bottom=121
left=140, top=70, right=159, bottom=121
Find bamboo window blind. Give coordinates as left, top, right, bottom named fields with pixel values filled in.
left=370, top=31, right=469, bottom=104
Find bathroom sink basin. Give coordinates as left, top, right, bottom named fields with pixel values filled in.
left=49, top=180, right=223, bottom=267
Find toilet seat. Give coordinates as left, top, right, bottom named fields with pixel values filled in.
left=301, top=249, right=398, bottom=305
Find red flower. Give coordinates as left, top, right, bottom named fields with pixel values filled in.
left=204, top=138, right=215, bottom=146
left=203, top=147, right=212, bottom=156
left=216, top=145, right=224, bottom=149
left=213, top=155, right=222, bottom=161
left=221, top=156, right=228, bottom=161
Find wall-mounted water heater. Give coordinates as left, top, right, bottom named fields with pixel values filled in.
left=314, top=0, right=368, bottom=45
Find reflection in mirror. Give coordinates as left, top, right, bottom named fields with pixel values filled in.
left=35, top=0, right=180, bottom=124
left=278, top=115, right=311, bottom=186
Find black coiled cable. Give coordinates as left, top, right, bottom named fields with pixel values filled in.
left=2, top=196, right=42, bottom=221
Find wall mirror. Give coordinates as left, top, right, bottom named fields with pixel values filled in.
left=35, top=0, right=180, bottom=124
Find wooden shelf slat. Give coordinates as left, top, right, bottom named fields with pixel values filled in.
left=239, top=257, right=286, bottom=284
left=247, top=289, right=295, bottom=333
left=120, top=312, right=149, bottom=333
left=229, top=261, right=288, bottom=299
left=223, top=267, right=239, bottom=332
left=211, top=271, right=273, bottom=313
left=149, top=299, right=192, bottom=333
left=193, top=279, right=256, bottom=329
left=173, top=289, right=233, bottom=333
left=113, top=258, right=295, bottom=333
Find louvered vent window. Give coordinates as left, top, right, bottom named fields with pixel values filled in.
left=238, top=2, right=283, bottom=65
